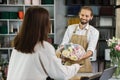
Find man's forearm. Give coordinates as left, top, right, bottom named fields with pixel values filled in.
left=81, top=50, right=93, bottom=60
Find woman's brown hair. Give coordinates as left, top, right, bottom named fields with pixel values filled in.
left=14, top=6, right=50, bottom=53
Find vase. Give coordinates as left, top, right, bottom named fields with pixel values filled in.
left=110, top=56, right=120, bottom=79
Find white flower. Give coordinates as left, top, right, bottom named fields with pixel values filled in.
left=61, top=50, right=70, bottom=57
left=69, top=55, right=78, bottom=61
left=68, top=47, right=73, bottom=52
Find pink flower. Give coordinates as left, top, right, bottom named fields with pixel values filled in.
left=115, top=44, right=120, bottom=51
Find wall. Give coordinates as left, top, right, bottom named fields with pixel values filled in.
left=55, top=0, right=67, bottom=44
left=116, top=0, right=120, bottom=38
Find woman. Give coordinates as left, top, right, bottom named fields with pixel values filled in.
left=7, top=6, right=80, bottom=80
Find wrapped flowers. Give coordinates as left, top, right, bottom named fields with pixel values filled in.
left=56, top=43, right=86, bottom=65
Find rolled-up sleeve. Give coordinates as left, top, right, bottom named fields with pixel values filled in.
left=87, top=29, right=99, bottom=53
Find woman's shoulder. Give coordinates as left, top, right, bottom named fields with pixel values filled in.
left=37, top=41, right=54, bottom=50
left=34, top=41, right=55, bottom=54
left=43, top=41, right=54, bottom=48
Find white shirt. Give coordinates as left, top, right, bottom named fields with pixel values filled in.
left=7, top=41, right=80, bottom=80
left=61, top=23, right=99, bottom=53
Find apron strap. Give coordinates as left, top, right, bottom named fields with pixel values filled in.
left=73, top=24, right=89, bottom=36
left=73, top=25, right=78, bottom=33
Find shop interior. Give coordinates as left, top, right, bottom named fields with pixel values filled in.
left=0, top=0, right=120, bottom=80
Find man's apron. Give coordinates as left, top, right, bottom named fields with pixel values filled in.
left=70, top=26, right=92, bottom=73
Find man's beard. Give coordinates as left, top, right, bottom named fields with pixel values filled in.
left=81, top=21, right=88, bottom=25
left=80, top=19, right=90, bottom=25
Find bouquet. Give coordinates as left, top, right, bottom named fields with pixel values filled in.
left=106, top=37, right=120, bottom=77
left=106, top=37, right=120, bottom=59
left=57, top=43, right=85, bottom=65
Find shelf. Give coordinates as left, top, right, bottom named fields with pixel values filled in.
left=65, top=15, right=116, bottom=17
left=94, top=15, right=116, bottom=17
left=0, top=0, right=55, bottom=64
left=65, top=4, right=116, bottom=6
left=65, top=15, right=79, bottom=17
left=0, top=32, right=18, bottom=35
left=65, top=0, right=116, bottom=6
left=0, top=4, right=54, bottom=6
left=24, top=4, right=54, bottom=7
left=95, top=27, right=116, bottom=29
left=0, top=4, right=23, bottom=6
left=0, top=48, right=13, bottom=50
left=0, top=0, right=55, bottom=79
left=0, top=19, right=23, bottom=21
